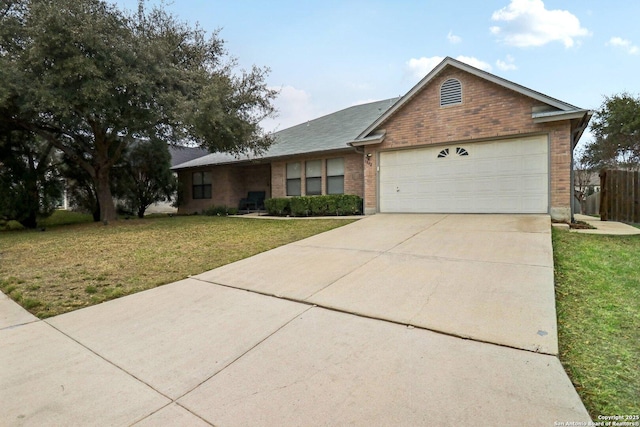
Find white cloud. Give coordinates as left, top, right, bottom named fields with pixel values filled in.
left=447, top=31, right=462, bottom=44
left=607, top=37, right=639, bottom=55
left=496, top=54, right=517, bottom=71
left=260, top=85, right=317, bottom=132
left=456, top=56, right=492, bottom=72
left=406, top=55, right=491, bottom=79
left=490, top=0, right=589, bottom=48
left=406, top=56, right=445, bottom=79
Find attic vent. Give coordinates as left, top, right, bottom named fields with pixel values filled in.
left=440, top=78, right=462, bottom=106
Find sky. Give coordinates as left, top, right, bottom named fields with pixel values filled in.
left=111, top=0, right=640, bottom=148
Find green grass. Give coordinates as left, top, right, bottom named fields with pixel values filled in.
left=0, top=215, right=355, bottom=318
left=553, top=229, right=640, bottom=417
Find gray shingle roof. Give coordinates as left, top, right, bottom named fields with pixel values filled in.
left=168, top=146, right=210, bottom=167
left=172, top=98, right=399, bottom=170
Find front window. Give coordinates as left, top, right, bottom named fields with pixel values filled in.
left=305, top=160, right=322, bottom=195
left=326, top=158, right=344, bottom=195
left=286, top=162, right=301, bottom=196
left=192, top=171, right=212, bottom=199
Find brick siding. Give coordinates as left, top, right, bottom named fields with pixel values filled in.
left=177, top=163, right=270, bottom=214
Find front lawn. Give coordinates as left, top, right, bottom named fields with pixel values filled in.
left=0, top=215, right=355, bottom=318
left=553, top=229, right=640, bottom=418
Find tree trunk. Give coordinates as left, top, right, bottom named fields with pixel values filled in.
left=19, top=210, right=37, bottom=229
left=21, top=154, right=40, bottom=229
left=95, top=168, right=117, bottom=223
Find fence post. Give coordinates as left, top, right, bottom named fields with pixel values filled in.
left=631, top=171, right=640, bottom=223
left=599, top=169, right=608, bottom=221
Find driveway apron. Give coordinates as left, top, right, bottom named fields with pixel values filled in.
left=1, top=214, right=590, bottom=425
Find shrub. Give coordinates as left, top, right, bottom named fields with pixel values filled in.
left=265, top=195, right=362, bottom=217
left=264, top=198, right=290, bottom=216
left=336, top=194, right=363, bottom=215
left=289, top=196, right=311, bottom=216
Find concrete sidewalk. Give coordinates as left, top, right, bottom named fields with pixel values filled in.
left=1, top=214, right=591, bottom=425
left=573, top=214, right=640, bottom=235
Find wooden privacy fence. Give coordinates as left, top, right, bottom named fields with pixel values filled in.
left=599, top=169, right=640, bottom=223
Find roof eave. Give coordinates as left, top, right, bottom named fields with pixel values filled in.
left=532, top=110, right=590, bottom=124
left=347, top=131, right=386, bottom=147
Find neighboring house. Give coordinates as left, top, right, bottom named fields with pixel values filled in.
left=172, top=57, right=592, bottom=222
left=145, top=145, right=210, bottom=214
left=573, top=170, right=601, bottom=216
left=574, top=170, right=600, bottom=194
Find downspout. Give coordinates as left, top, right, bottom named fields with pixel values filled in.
left=570, top=111, right=593, bottom=223
left=570, top=145, right=575, bottom=223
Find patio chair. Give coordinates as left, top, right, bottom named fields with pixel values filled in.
left=239, top=191, right=266, bottom=212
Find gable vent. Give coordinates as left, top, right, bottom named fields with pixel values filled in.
left=440, top=78, right=462, bottom=107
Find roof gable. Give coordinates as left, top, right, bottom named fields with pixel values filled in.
left=356, top=56, right=587, bottom=140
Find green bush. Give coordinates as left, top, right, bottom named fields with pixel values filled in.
left=265, top=195, right=362, bottom=217
left=264, top=198, right=290, bottom=216
left=289, top=196, right=310, bottom=216
left=336, top=194, right=363, bottom=215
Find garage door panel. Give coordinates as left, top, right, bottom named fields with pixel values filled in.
left=379, top=136, right=548, bottom=214
left=522, top=175, right=547, bottom=192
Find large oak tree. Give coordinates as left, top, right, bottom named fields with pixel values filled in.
left=0, top=0, right=276, bottom=222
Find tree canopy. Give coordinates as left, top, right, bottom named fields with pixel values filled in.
left=0, top=125, right=62, bottom=228
left=584, top=93, right=640, bottom=170
left=118, top=138, right=177, bottom=218
left=0, top=0, right=277, bottom=222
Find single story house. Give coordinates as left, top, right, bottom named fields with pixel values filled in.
left=172, top=57, right=591, bottom=222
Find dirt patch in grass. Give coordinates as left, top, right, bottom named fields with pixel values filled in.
left=553, top=229, right=640, bottom=417
left=0, top=215, right=355, bottom=318
left=569, top=221, right=596, bottom=230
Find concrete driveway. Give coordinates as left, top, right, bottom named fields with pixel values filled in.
left=1, top=214, right=590, bottom=426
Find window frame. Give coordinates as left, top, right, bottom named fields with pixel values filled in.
left=326, top=157, right=345, bottom=195
left=305, top=160, right=322, bottom=196
left=192, top=171, right=212, bottom=200
left=286, top=162, right=302, bottom=196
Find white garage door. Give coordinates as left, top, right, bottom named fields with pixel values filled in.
left=379, top=135, right=549, bottom=213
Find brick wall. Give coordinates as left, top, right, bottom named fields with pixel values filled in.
left=177, top=163, right=270, bottom=214
left=363, top=66, right=576, bottom=219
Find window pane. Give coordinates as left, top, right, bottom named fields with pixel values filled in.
left=306, top=160, right=321, bottom=178
left=202, top=172, right=212, bottom=184
left=327, top=176, right=344, bottom=194
left=327, top=158, right=344, bottom=176
left=193, top=172, right=203, bottom=185
left=306, top=177, right=321, bottom=195
left=203, top=184, right=212, bottom=199
left=193, top=186, right=203, bottom=199
left=286, top=162, right=301, bottom=179
left=287, top=178, right=301, bottom=196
